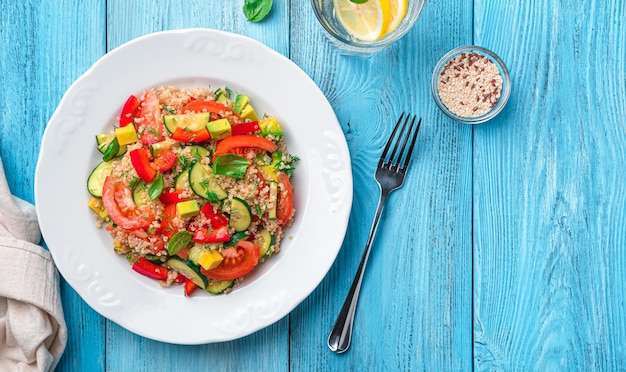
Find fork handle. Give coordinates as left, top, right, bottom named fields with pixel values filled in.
left=327, top=192, right=388, bottom=354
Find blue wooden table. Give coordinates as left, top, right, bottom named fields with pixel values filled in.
left=1, top=1, right=625, bottom=370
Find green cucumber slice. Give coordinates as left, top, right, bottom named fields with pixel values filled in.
left=254, top=229, right=274, bottom=258
left=189, top=162, right=227, bottom=202
left=163, top=112, right=211, bottom=134
left=229, top=197, right=252, bottom=232
left=187, top=145, right=210, bottom=161
left=132, top=181, right=149, bottom=206
left=166, top=257, right=208, bottom=290
left=206, top=278, right=234, bottom=294
left=87, top=161, right=113, bottom=198
left=175, top=167, right=191, bottom=191
left=96, top=133, right=127, bottom=157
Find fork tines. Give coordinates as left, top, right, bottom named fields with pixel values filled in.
left=379, top=113, right=422, bottom=172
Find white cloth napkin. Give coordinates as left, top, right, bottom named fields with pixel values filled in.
left=0, top=156, right=67, bottom=372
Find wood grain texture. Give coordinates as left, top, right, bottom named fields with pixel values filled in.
left=0, top=1, right=107, bottom=371
left=289, top=0, right=474, bottom=370
left=473, top=0, right=626, bottom=370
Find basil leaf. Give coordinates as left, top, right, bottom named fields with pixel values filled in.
left=167, top=230, right=193, bottom=256
left=102, top=137, right=120, bottom=161
left=147, top=172, right=164, bottom=201
left=350, top=0, right=368, bottom=3
left=212, top=154, right=250, bottom=179
left=243, top=0, right=273, bottom=22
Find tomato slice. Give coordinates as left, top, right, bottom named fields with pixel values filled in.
left=136, top=89, right=164, bottom=145
left=201, top=240, right=259, bottom=280
left=181, top=100, right=243, bottom=125
left=129, top=148, right=157, bottom=183
left=101, top=177, right=154, bottom=230
left=152, top=148, right=178, bottom=171
left=213, top=135, right=278, bottom=160
left=276, top=172, right=294, bottom=226
left=156, top=202, right=178, bottom=239
left=192, top=226, right=230, bottom=243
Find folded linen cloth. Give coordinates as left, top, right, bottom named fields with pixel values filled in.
left=0, top=156, right=67, bottom=372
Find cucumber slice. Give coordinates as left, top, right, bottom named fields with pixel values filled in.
left=175, top=167, right=191, bottom=191
left=96, top=133, right=127, bottom=156
left=166, top=257, right=208, bottom=290
left=229, top=197, right=252, bottom=232
left=254, top=229, right=274, bottom=258
left=132, top=182, right=149, bottom=206
left=187, top=145, right=210, bottom=161
left=206, top=278, right=234, bottom=294
left=87, top=161, right=113, bottom=198
left=268, top=181, right=278, bottom=220
left=163, top=112, right=211, bottom=134
left=189, top=162, right=227, bottom=201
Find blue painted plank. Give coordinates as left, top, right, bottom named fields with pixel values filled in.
left=290, top=0, right=474, bottom=370
left=473, top=0, right=626, bottom=370
left=0, top=1, right=107, bottom=371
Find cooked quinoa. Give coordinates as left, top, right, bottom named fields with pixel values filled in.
left=88, top=85, right=298, bottom=296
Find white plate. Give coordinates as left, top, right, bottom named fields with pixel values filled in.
left=35, top=29, right=352, bottom=344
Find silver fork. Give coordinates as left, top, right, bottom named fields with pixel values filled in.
left=327, top=113, right=422, bottom=354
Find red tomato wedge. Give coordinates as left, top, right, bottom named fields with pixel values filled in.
left=135, top=89, right=164, bottom=145
left=200, top=240, right=259, bottom=280
left=119, top=95, right=140, bottom=127
left=155, top=203, right=178, bottom=239
left=181, top=100, right=243, bottom=125
left=152, top=148, right=178, bottom=172
left=276, top=172, right=294, bottom=226
left=129, top=148, right=157, bottom=183
left=213, top=135, right=278, bottom=160
left=101, top=177, right=155, bottom=230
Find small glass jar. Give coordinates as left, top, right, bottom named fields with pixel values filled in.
left=310, top=0, right=426, bottom=55
left=431, top=46, right=511, bottom=124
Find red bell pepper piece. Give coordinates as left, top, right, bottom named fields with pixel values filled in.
left=159, top=190, right=185, bottom=204
left=119, top=95, right=140, bottom=127
left=132, top=257, right=168, bottom=280
left=171, top=127, right=212, bottom=143
left=174, top=273, right=186, bottom=284
left=200, top=203, right=229, bottom=228
left=193, top=225, right=230, bottom=243
left=184, top=278, right=197, bottom=297
left=231, top=121, right=259, bottom=136
left=129, top=148, right=157, bottom=183
left=152, top=148, right=178, bottom=171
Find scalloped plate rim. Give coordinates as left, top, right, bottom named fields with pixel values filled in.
left=34, top=28, right=353, bottom=344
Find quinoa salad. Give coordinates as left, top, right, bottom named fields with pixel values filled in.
left=87, top=86, right=298, bottom=296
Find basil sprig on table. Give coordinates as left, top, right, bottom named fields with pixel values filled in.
left=243, top=0, right=273, bottom=22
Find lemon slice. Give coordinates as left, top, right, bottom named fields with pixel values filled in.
left=387, top=0, right=408, bottom=33
left=333, top=0, right=392, bottom=41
